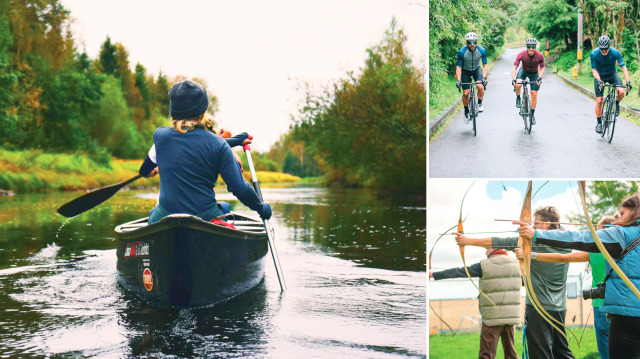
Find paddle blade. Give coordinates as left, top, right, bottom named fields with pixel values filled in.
left=57, top=175, right=142, bottom=218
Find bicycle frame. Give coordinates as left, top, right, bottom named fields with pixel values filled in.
left=515, top=78, right=533, bottom=134
left=459, top=80, right=483, bottom=136
left=599, top=83, right=624, bottom=143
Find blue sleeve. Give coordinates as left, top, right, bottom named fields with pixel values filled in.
left=217, top=143, right=264, bottom=213
left=138, top=156, right=157, bottom=177
left=479, top=46, right=488, bottom=65
left=225, top=132, right=249, bottom=148
left=456, top=47, right=466, bottom=67
left=591, top=50, right=597, bottom=69
left=614, top=48, right=625, bottom=67
left=535, top=227, right=625, bottom=257
left=433, top=262, right=483, bottom=280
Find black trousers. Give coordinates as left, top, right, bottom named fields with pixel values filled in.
left=525, top=304, right=575, bottom=359
left=609, top=314, right=640, bottom=359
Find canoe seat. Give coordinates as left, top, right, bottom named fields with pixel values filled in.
left=210, top=218, right=236, bottom=230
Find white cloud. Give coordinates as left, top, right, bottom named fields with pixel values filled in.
left=428, top=180, right=588, bottom=276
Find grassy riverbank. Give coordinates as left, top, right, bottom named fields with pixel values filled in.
left=428, top=50, right=505, bottom=125
left=0, top=148, right=301, bottom=193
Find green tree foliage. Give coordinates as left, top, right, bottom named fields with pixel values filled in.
left=519, top=0, right=577, bottom=48
left=0, top=1, right=17, bottom=141
left=429, top=0, right=514, bottom=112
left=152, top=71, right=171, bottom=117
left=0, top=0, right=176, bottom=160
left=267, top=132, right=320, bottom=177
left=282, top=151, right=302, bottom=176
left=578, top=0, right=628, bottom=47
left=292, top=20, right=425, bottom=191
left=619, top=1, right=640, bottom=76
left=135, top=63, right=151, bottom=118
left=98, top=36, right=118, bottom=75
left=567, top=181, right=640, bottom=225
left=239, top=151, right=279, bottom=172
left=40, top=55, right=104, bottom=151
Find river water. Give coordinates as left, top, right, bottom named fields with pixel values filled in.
left=0, top=186, right=426, bottom=358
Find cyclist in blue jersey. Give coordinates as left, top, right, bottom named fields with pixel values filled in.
left=456, top=32, right=488, bottom=123
left=591, top=35, right=632, bottom=134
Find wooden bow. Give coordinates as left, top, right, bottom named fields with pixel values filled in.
left=518, top=181, right=580, bottom=347
left=457, top=182, right=496, bottom=307
left=578, top=181, right=640, bottom=302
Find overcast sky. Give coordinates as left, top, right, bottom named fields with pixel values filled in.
left=60, top=0, right=426, bottom=151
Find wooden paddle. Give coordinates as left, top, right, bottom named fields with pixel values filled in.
left=57, top=174, right=143, bottom=218
left=244, top=139, right=287, bottom=291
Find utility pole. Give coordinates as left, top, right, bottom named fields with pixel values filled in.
left=545, top=39, right=550, bottom=57
left=577, top=9, right=584, bottom=73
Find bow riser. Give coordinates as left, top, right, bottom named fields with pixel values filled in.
left=520, top=181, right=580, bottom=347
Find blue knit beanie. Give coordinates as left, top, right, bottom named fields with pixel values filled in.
left=168, top=80, right=209, bottom=119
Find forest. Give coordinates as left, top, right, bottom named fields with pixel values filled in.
left=430, top=0, right=640, bottom=116
left=0, top=0, right=425, bottom=193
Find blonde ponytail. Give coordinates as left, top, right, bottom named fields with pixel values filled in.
left=170, top=113, right=214, bottom=133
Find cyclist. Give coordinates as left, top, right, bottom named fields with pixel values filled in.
left=512, top=38, right=545, bottom=125
left=456, top=32, right=488, bottom=123
left=591, top=35, right=632, bottom=134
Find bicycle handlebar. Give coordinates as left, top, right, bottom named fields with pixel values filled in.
left=513, top=78, right=531, bottom=85
left=458, top=81, right=484, bottom=93
left=599, top=82, right=631, bottom=96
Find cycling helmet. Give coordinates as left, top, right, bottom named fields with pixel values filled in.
left=525, top=38, right=537, bottom=46
left=598, top=35, right=611, bottom=49
left=465, top=32, right=478, bottom=41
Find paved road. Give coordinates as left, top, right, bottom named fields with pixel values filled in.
left=429, top=47, right=640, bottom=178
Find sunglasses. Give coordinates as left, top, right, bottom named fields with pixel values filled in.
left=601, top=48, right=610, bottom=52
left=527, top=45, right=536, bottom=49
left=467, top=41, right=477, bottom=45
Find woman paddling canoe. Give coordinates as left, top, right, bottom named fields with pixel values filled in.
left=138, top=79, right=271, bottom=224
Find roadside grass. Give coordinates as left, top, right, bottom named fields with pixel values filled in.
left=553, top=50, right=640, bottom=121
left=429, top=327, right=600, bottom=359
left=0, top=148, right=301, bottom=192
left=429, top=107, right=459, bottom=143
left=429, top=75, right=459, bottom=124
left=429, top=49, right=505, bottom=134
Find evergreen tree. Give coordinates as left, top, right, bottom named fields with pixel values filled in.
left=98, top=36, right=118, bottom=75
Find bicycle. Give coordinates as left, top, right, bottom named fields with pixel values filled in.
left=514, top=78, right=533, bottom=134
left=599, top=82, right=629, bottom=143
left=458, top=80, right=484, bottom=136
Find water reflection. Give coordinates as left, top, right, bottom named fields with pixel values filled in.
left=119, top=281, right=272, bottom=358
left=0, top=187, right=426, bottom=358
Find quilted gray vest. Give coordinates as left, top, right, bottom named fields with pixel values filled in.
left=479, top=255, right=522, bottom=326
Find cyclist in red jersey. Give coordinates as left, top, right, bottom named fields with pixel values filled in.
left=512, top=38, right=545, bottom=125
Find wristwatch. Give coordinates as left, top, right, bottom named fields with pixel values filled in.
left=532, top=252, right=537, bottom=260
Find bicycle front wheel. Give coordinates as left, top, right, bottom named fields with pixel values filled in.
left=605, top=101, right=617, bottom=143
left=602, top=99, right=612, bottom=139
left=526, top=92, right=532, bottom=134
left=522, top=92, right=531, bottom=133
left=472, top=95, right=477, bottom=136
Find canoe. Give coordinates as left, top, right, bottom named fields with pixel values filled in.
left=115, top=213, right=268, bottom=308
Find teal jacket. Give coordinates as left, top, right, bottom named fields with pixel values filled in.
left=536, top=225, right=640, bottom=317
